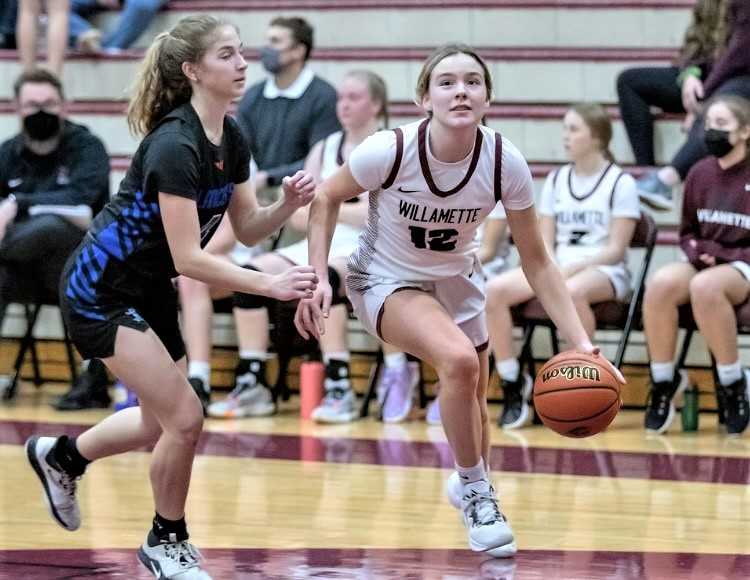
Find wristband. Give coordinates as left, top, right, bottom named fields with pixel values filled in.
left=677, top=65, right=702, bottom=87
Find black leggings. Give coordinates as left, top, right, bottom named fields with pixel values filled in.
left=0, top=215, right=85, bottom=309
left=617, top=66, right=750, bottom=178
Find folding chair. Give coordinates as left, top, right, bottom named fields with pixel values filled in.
left=512, top=211, right=658, bottom=375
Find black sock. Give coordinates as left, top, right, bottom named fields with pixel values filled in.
left=236, top=358, right=266, bottom=385
left=149, top=512, right=189, bottom=545
left=325, top=359, right=350, bottom=390
left=52, top=435, right=90, bottom=477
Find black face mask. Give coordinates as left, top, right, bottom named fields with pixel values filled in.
left=23, top=109, right=62, bottom=141
left=704, top=128, right=734, bottom=158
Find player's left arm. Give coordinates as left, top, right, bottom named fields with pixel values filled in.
left=227, top=171, right=315, bottom=247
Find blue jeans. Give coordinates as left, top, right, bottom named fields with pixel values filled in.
left=69, top=0, right=165, bottom=49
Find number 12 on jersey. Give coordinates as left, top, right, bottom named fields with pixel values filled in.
left=408, top=226, right=459, bottom=251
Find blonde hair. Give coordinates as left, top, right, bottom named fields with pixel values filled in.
left=343, top=69, right=389, bottom=127
left=127, top=15, right=230, bottom=136
left=415, top=43, right=493, bottom=106
left=569, top=102, right=615, bottom=162
left=705, top=94, right=750, bottom=155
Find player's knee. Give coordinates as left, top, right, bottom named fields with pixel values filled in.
left=645, top=270, right=680, bottom=305
left=439, top=348, right=480, bottom=388
left=689, top=271, right=722, bottom=306
left=168, top=390, right=204, bottom=445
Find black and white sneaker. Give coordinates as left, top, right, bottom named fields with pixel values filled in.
left=722, top=370, right=750, bottom=436
left=461, top=479, right=517, bottom=558
left=645, top=370, right=688, bottom=434
left=498, top=373, right=533, bottom=430
left=138, top=534, right=212, bottom=579
left=25, top=436, right=81, bottom=531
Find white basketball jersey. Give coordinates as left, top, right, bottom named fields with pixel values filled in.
left=348, top=119, right=534, bottom=283
left=320, top=131, right=345, bottom=180
left=544, top=163, right=631, bottom=266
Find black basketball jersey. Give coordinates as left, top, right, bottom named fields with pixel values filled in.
left=65, top=103, right=250, bottom=315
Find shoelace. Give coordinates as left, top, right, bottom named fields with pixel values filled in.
left=465, top=489, right=504, bottom=527
left=164, top=541, right=202, bottom=569
left=230, top=374, right=259, bottom=398
left=726, top=383, right=748, bottom=415
left=324, top=387, right=348, bottom=404
left=53, top=469, right=79, bottom=501
left=648, top=383, right=674, bottom=415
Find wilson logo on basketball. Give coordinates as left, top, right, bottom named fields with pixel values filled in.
left=541, top=365, right=600, bottom=383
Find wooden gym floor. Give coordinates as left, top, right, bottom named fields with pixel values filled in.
left=1, top=381, right=749, bottom=579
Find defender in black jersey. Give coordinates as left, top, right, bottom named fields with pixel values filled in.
left=24, top=16, right=317, bottom=580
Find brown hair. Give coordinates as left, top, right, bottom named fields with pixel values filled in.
left=127, top=15, right=229, bottom=137
left=677, top=0, right=730, bottom=68
left=569, top=102, right=615, bottom=162
left=705, top=94, right=750, bottom=153
left=415, top=43, right=493, bottom=108
left=13, top=68, right=64, bottom=100
left=270, top=16, right=313, bottom=61
left=343, top=69, right=390, bottom=128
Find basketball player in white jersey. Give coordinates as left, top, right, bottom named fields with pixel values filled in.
left=487, top=103, right=640, bottom=430
left=295, top=45, right=624, bottom=558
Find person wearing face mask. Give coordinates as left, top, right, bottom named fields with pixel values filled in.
left=0, top=68, right=110, bottom=401
left=235, top=16, right=340, bottom=196
left=642, top=94, right=750, bottom=436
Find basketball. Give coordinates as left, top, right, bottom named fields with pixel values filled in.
left=533, top=351, right=621, bottom=438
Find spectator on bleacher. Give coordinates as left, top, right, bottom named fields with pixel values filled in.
left=236, top=16, right=340, bottom=196
left=16, top=0, right=69, bottom=74
left=617, top=0, right=750, bottom=211
left=190, top=70, right=388, bottom=422
left=68, top=0, right=167, bottom=54
left=0, top=0, right=18, bottom=49
left=0, top=69, right=109, bottom=405
left=485, top=103, right=639, bottom=430
left=642, top=95, right=750, bottom=436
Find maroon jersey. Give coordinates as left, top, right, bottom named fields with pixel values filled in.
left=680, top=156, right=750, bottom=269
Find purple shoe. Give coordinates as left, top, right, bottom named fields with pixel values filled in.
left=113, top=381, right=138, bottom=411
left=425, top=397, right=441, bottom=425
left=380, top=362, right=420, bottom=423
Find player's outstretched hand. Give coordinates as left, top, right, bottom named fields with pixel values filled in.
left=281, top=170, right=316, bottom=210
left=294, top=281, right=332, bottom=341
left=576, top=345, right=627, bottom=385
left=269, top=266, right=318, bottom=301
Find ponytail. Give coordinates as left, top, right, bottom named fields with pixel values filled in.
left=127, top=15, right=227, bottom=136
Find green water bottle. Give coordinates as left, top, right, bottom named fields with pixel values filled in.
left=681, top=383, right=700, bottom=432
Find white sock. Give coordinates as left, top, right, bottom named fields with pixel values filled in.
left=188, top=361, right=211, bottom=388
left=496, top=357, right=520, bottom=382
left=455, top=458, right=487, bottom=485
left=650, top=361, right=675, bottom=384
left=240, top=350, right=268, bottom=361
left=717, top=361, right=743, bottom=386
left=324, top=351, right=350, bottom=364
left=384, top=352, right=407, bottom=368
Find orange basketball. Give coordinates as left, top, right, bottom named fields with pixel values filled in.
left=533, top=351, right=622, bottom=438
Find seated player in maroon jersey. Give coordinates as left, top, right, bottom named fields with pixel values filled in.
left=642, top=95, right=750, bottom=436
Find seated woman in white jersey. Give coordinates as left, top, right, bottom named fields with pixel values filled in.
left=296, top=45, right=624, bottom=559
left=486, top=103, right=640, bottom=431
left=204, top=70, right=401, bottom=422
left=642, top=95, right=750, bottom=437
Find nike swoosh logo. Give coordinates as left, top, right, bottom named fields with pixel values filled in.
left=397, top=186, right=420, bottom=193
left=150, top=562, right=162, bottom=578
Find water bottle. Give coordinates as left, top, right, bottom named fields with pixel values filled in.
left=681, top=383, right=699, bottom=432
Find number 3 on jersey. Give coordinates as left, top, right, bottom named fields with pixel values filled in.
left=408, top=226, right=459, bottom=251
